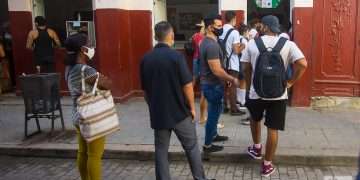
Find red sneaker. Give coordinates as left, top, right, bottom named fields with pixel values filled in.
left=261, top=162, right=276, bottom=177
left=247, top=145, right=262, bottom=160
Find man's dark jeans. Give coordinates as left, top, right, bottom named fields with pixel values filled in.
left=154, top=117, right=206, bottom=180
left=201, top=84, right=224, bottom=146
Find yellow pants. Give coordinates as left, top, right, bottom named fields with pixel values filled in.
left=76, top=128, right=106, bottom=180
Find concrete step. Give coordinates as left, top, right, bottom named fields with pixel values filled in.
left=0, top=143, right=357, bottom=167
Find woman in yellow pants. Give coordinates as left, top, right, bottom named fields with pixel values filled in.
left=65, top=33, right=112, bottom=180
left=76, top=128, right=105, bottom=180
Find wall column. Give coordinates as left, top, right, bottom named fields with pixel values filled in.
left=220, top=0, right=247, bottom=24
left=93, top=0, right=153, bottom=102
left=8, top=0, right=34, bottom=88
left=290, top=0, right=313, bottom=107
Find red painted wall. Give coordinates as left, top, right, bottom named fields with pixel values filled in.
left=94, top=9, right=152, bottom=102
left=9, top=11, right=34, bottom=84
left=221, top=10, right=245, bottom=26
left=290, top=8, right=313, bottom=107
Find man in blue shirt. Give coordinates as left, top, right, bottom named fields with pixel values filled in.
left=140, top=21, right=214, bottom=180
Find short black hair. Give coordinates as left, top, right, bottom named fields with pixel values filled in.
left=64, top=33, right=88, bottom=65
left=204, top=14, right=222, bottom=28
left=238, top=23, right=250, bottom=35
left=249, top=18, right=261, bottom=28
left=225, top=11, right=236, bottom=23
left=154, top=21, right=172, bottom=41
left=35, top=16, right=46, bottom=26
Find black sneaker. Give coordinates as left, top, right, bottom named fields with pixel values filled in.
left=213, top=135, right=229, bottom=142
left=223, top=107, right=230, bottom=114
left=203, top=144, right=224, bottom=153
left=230, top=109, right=246, bottom=116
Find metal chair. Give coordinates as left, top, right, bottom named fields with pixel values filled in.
left=19, top=73, right=65, bottom=138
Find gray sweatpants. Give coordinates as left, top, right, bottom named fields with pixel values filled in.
left=154, top=117, right=206, bottom=180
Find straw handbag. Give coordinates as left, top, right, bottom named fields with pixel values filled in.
left=77, top=66, right=120, bottom=142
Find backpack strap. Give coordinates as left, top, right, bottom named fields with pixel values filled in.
left=223, top=28, right=235, bottom=70
left=223, top=28, right=235, bottom=45
left=254, top=37, right=267, bottom=53
left=273, top=37, right=288, bottom=52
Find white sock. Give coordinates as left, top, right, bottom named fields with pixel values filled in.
left=237, top=88, right=246, bottom=105
left=264, top=160, right=272, bottom=166
left=254, top=144, right=261, bottom=149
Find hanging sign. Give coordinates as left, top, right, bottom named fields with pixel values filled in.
left=255, top=0, right=281, bottom=8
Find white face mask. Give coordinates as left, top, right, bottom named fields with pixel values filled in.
left=83, top=47, right=95, bottom=60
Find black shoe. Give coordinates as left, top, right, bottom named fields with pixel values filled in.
left=230, top=109, right=246, bottom=116
left=203, top=144, right=224, bottom=153
left=213, top=135, right=229, bottom=142
left=223, top=107, right=230, bottom=114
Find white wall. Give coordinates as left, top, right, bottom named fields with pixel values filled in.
left=93, top=0, right=153, bottom=10
left=153, top=0, right=167, bottom=24
left=290, top=0, right=313, bottom=22
left=8, top=0, right=32, bottom=11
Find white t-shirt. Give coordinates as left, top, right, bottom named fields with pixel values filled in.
left=240, top=35, right=305, bottom=100
left=239, top=35, right=248, bottom=53
left=219, top=24, right=241, bottom=72
left=279, top=33, right=290, bottom=40
left=249, top=28, right=258, bottom=39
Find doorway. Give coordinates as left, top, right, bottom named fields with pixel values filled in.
left=153, top=0, right=219, bottom=49
left=247, top=0, right=291, bottom=32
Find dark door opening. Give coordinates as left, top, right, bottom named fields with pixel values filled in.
left=247, top=0, right=291, bottom=31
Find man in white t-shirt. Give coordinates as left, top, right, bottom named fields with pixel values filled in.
left=248, top=19, right=262, bottom=39
left=241, top=15, right=307, bottom=177
left=219, top=11, right=246, bottom=116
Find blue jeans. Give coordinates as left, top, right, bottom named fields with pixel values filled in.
left=193, top=59, right=200, bottom=78
left=201, top=84, right=224, bottom=146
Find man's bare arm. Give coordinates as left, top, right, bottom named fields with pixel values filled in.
left=26, top=31, right=34, bottom=50
left=49, top=29, right=61, bottom=47
left=208, top=59, right=237, bottom=83
left=0, top=43, right=5, bottom=58
left=241, top=62, right=252, bottom=90
left=287, top=58, right=308, bottom=88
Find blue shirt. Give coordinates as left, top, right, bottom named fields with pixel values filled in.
left=140, top=43, right=193, bottom=129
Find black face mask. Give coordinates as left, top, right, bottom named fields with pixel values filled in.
left=213, top=27, right=223, bottom=37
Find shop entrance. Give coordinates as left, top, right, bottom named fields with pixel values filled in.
left=43, top=0, right=94, bottom=45
left=247, top=0, right=291, bottom=32
left=153, top=0, right=219, bottom=48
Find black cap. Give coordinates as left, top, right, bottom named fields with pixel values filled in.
left=261, top=15, right=281, bottom=34
left=64, top=33, right=88, bottom=52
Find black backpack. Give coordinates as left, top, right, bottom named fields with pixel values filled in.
left=218, top=28, right=234, bottom=70
left=253, top=37, right=288, bottom=98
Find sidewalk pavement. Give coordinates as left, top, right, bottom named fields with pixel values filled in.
left=0, top=95, right=359, bottom=166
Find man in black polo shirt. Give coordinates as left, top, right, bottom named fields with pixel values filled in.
left=140, top=21, right=213, bottom=180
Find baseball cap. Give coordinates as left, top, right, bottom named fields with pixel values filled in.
left=261, top=15, right=281, bottom=34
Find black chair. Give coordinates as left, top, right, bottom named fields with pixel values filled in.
left=19, top=73, right=65, bottom=138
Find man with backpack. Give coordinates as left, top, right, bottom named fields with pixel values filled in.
left=219, top=11, right=246, bottom=116
left=241, top=15, right=307, bottom=177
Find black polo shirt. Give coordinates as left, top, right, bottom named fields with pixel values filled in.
left=140, top=43, right=193, bottom=130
